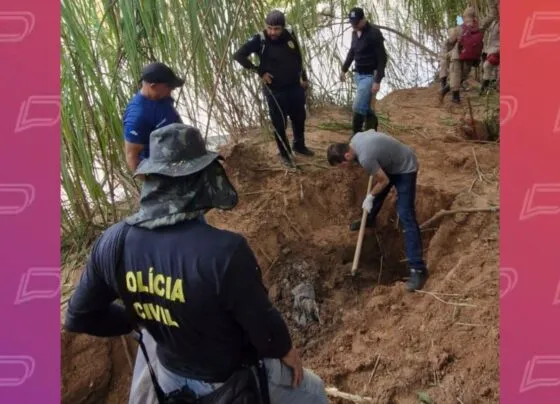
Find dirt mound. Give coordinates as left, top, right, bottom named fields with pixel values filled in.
left=61, top=84, right=499, bottom=403
left=61, top=332, right=132, bottom=404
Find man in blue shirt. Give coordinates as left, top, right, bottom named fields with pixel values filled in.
left=123, top=62, right=184, bottom=173
left=64, top=124, right=328, bottom=403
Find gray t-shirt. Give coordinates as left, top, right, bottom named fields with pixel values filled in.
left=350, top=130, right=418, bottom=175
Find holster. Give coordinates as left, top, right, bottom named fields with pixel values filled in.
left=164, top=367, right=261, bottom=404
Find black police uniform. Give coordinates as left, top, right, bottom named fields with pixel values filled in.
left=64, top=220, right=293, bottom=384
left=234, top=28, right=313, bottom=162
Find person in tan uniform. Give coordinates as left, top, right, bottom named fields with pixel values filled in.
left=438, top=6, right=482, bottom=104
left=480, top=1, right=500, bottom=94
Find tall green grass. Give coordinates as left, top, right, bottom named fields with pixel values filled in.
left=61, top=0, right=494, bottom=250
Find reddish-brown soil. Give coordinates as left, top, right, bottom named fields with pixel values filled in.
left=61, top=84, right=500, bottom=404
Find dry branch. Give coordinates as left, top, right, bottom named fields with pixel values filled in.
left=416, top=290, right=477, bottom=308
left=240, top=190, right=279, bottom=196
left=257, top=246, right=272, bottom=263
left=267, top=255, right=280, bottom=272
left=363, top=354, right=381, bottom=394
left=471, top=148, right=493, bottom=184
left=282, top=213, right=304, bottom=238
left=466, top=97, right=477, bottom=138
left=455, top=322, right=485, bottom=327
left=419, top=207, right=499, bottom=229
left=326, top=386, right=375, bottom=403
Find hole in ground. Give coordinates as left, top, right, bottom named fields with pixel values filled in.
left=337, top=184, right=457, bottom=288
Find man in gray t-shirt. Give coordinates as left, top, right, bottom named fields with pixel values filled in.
left=327, top=130, right=427, bottom=291
left=349, top=130, right=418, bottom=175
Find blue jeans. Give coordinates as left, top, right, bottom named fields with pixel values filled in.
left=353, top=73, right=375, bottom=116
left=368, top=171, right=426, bottom=270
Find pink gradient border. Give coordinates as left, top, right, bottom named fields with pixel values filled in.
left=0, top=1, right=61, bottom=402
left=500, top=0, right=560, bottom=402
left=0, top=0, right=559, bottom=402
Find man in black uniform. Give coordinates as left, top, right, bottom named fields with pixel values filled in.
left=234, top=9, right=314, bottom=168
left=340, top=7, right=388, bottom=135
left=63, top=123, right=328, bottom=403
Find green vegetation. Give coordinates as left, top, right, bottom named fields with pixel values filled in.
left=482, top=89, right=500, bottom=142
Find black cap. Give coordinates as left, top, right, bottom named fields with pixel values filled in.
left=140, top=62, right=185, bottom=88
left=348, top=7, right=365, bottom=24
left=265, top=9, right=286, bottom=27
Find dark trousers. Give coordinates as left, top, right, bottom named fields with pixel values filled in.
left=368, top=172, right=426, bottom=270
left=264, top=85, right=307, bottom=158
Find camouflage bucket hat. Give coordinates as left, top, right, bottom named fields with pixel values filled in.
left=134, top=123, right=221, bottom=178
left=127, top=123, right=238, bottom=229
left=126, top=159, right=238, bottom=229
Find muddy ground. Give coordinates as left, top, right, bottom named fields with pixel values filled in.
left=61, top=83, right=500, bottom=404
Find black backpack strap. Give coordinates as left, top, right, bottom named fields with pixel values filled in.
left=258, top=30, right=266, bottom=55
left=134, top=331, right=168, bottom=403
left=256, top=360, right=270, bottom=404
left=114, top=223, right=168, bottom=404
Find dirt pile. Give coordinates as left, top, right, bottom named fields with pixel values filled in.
left=61, top=84, right=499, bottom=403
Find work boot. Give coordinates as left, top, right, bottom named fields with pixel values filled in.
left=352, top=113, right=365, bottom=134
left=279, top=154, right=295, bottom=168
left=293, top=144, right=314, bottom=157
left=349, top=216, right=374, bottom=232
left=364, top=111, right=378, bottom=131
left=479, top=80, right=490, bottom=95
left=451, top=91, right=461, bottom=104
left=438, top=82, right=450, bottom=103
left=406, top=268, right=428, bottom=292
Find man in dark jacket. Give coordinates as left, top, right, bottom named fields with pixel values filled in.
left=340, top=7, right=388, bottom=135
left=64, top=124, right=328, bottom=403
left=234, top=10, right=314, bottom=168
left=123, top=62, right=185, bottom=174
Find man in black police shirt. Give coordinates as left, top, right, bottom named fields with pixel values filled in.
left=64, top=123, right=328, bottom=403
left=234, top=9, right=314, bottom=168
left=340, top=7, right=388, bottom=135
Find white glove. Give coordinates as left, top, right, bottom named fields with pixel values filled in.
left=362, top=194, right=375, bottom=213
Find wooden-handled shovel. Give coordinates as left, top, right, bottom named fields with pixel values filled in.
left=351, top=175, right=374, bottom=276
left=351, top=94, right=378, bottom=276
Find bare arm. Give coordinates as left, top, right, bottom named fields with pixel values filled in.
left=125, top=141, right=144, bottom=173
left=370, top=166, right=390, bottom=195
